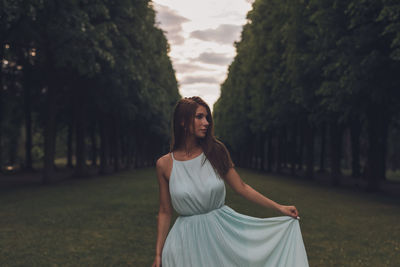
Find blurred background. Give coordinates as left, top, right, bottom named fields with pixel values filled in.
left=1, top=0, right=400, bottom=266
left=213, top=0, right=400, bottom=193
left=0, top=0, right=181, bottom=182
left=1, top=0, right=399, bottom=191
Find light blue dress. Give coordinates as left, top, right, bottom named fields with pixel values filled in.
left=162, top=152, right=309, bottom=267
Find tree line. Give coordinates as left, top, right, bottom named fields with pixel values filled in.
left=0, top=0, right=180, bottom=182
left=213, top=0, right=400, bottom=191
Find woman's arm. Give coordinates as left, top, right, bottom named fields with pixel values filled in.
left=223, top=167, right=299, bottom=219
left=152, top=157, right=173, bottom=267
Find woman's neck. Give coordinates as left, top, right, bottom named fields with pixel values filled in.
left=179, top=137, right=201, bottom=155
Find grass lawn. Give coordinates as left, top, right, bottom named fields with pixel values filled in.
left=0, top=168, right=399, bottom=266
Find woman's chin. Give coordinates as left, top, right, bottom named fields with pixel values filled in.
left=196, top=133, right=207, bottom=139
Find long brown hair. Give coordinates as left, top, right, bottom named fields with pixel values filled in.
left=170, top=96, right=234, bottom=179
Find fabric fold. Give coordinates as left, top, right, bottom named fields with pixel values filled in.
left=162, top=152, right=309, bottom=266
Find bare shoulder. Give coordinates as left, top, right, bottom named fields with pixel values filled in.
left=156, top=153, right=173, bottom=178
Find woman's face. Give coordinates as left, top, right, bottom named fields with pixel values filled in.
left=191, top=105, right=209, bottom=138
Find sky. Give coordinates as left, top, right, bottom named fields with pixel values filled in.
left=152, top=0, right=254, bottom=110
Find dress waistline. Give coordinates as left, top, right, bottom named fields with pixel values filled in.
left=179, top=205, right=226, bottom=217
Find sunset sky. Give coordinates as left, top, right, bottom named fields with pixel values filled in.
left=152, top=0, right=254, bottom=109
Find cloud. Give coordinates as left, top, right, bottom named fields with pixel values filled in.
left=154, top=4, right=189, bottom=45
left=180, top=85, right=221, bottom=111
left=180, top=75, right=219, bottom=85
left=193, top=52, right=233, bottom=66
left=173, top=62, right=213, bottom=73
left=190, top=24, right=242, bottom=44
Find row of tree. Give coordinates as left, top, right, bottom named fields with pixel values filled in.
left=0, top=0, right=180, bottom=182
left=214, top=0, right=400, bottom=191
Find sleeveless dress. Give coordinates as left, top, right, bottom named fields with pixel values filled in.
left=162, top=152, right=309, bottom=267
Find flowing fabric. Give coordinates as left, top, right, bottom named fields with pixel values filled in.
left=162, top=152, right=309, bottom=267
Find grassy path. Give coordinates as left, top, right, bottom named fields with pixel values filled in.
left=0, top=168, right=399, bottom=266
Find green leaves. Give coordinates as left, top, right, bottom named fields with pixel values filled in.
left=214, top=0, right=400, bottom=175
left=1, top=0, right=180, bottom=169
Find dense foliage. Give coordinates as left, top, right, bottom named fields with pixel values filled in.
left=0, top=0, right=180, bottom=181
left=214, top=0, right=400, bottom=191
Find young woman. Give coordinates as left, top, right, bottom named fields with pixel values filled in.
left=152, top=96, right=308, bottom=267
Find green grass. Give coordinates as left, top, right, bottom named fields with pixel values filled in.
left=0, top=168, right=399, bottom=266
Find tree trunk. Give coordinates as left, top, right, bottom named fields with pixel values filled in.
left=367, top=107, right=389, bottom=187
left=0, top=43, right=4, bottom=171
left=297, top=125, right=304, bottom=171
left=42, top=84, right=57, bottom=183
left=350, top=119, right=361, bottom=178
left=23, top=61, right=33, bottom=170
left=379, top=115, right=389, bottom=181
left=253, top=135, right=258, bottom=169
left=67, top=111, right=74, bottom=168
left=304, top=122, right=314, bottom=179
left=267, top=132, right=274, bottom=172
left=125, top=134, right=133, bottom=170
left=134, top=147, right=139, bottom=169
left=290, top=123, right=297, bottom=176
left=365, top=109, right=381, bottom=192
left=74, top=84, right=87, bottom=178
left=99, top=116, right=109, bottom=175
left=112, top=113, right=120, bottom=172
left=276, top=129, right=282, bottom=174
left=318, top=121, right=326, bottom=172
left=90, top=120, right=97, bottom=167
left=329, top=120, right=343, bottom=186
left=121, top=134, right=128, bottom=169
left=282, top=126, right=288, bottom=169
left=246, top=138, right=252, bottom=169
left=259, top=133, right=266, bottom=171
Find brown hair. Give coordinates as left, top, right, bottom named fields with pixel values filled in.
left=170, top=96, right=234, bottom=179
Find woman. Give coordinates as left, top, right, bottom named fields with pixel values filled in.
left=152, top=96, right=308, bottom=267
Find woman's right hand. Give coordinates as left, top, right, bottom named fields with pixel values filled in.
left=279, top=205, right=299, bottom=219
left=152, top=255, right=162, bottom=267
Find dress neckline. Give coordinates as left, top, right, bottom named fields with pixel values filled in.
left=171, top=151, right=204, bottom=162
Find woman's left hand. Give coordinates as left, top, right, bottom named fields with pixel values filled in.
left=279, top=205, right=299, bottom=219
